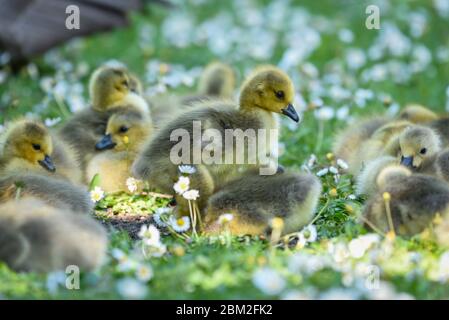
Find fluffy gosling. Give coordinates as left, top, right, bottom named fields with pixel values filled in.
left=362, top=165, right=449, bottom=236
left=133, top=65, right=299, bottom=214
left=203, top=172, right=321, bottom=236
left=0, top=119, right=81, bottom=183
left=151, top=61, right=236, bottom=123
left=59, top=65, right=149, bottom=171
left=332, top=116, right=389, bottom=174
left=86, top=106, right=152, bottom=193
left=0, top=173, right=93, bottom=213
left=0, top=198, right=107, bottom=273
left=397, top=104, right=439, bottom=124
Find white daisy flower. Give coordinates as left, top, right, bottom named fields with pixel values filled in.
left=116, top=278, right=148, bottom=300
left=301, top=225, right=318, bottom=243
left=307, top=154, right=317, bottom=168
left=149, top=243, right=167, bottom=258
left=348, top=234, right=379, bottom=260
left=138, top=225, right=161, bottom=246
left=173, top=176, right=190, bottom=195
left=252, top=267, right=286, bottom=296
left=67, top=94, right=85, bottom=113
left=135, top=264, right=154, bottom=282
left=218, top=213, right=234, bottom=225
left=329, top=242, right=349, bottom=263
left=338, top=29, right=354, bottom=43
left=316, top=168, right=329, bottom=177
left=359, top=234, right=381, bottom=247
left=336, top=159, right=349, bottom=170
left=44, top=117, right=61, bottom=127
left=314, top=106, right=334, bottom=121
left=126, top=177, right=139, bottom=193
left=169, top=216, right=191, bottom=233
left=178, top=165, right=196, bottom=175
left=409, top=12, right=427, bottom=38
left=336, top=105, right=349, bottom=121
left=310, top=97, right=324, bottom=108
left=346, top=48, right=366, bottom=70
left=329, top=85, right=351, bottom=102
left=111, top=248, right=127, bottom=262
left=117, top=259, right=139, bottom=273
left=329, top=166, right=339, bottom=174
left=152, top=207, right=172, bottom=227
left=182, top=189, right=200, bottom=200
left=90, top=186, right=105, bottom=203
left=348, top=238, right=367, bottom=259
left=289, top=253, right=329, bottom=275
left=434, top=0, right=449, bottom=18
left=103, top=59, right=127, bottom=69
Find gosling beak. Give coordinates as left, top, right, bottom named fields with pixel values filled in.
left=95, top=134, right=116, bottom=150
left=281, top=104, right=299, bottom=122
left=400, top=156, right=414, bottom=168
left=38, top=155, right=56, bottom=172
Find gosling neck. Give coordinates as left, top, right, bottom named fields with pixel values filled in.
left=239, top=98, right=277, bottom=124
left=92, top=91, right=124, bottom=112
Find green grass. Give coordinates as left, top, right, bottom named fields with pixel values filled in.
left=1, top=0, right=449, bottom=299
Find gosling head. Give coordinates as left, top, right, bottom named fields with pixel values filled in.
left=376, top=165, right=412, bottom=190
left=198, top=61, right=236, bottom=99
left=239, top=65, right=299, bottom=122
left=398, top=104, right=438, bottom=124
left=95, top=107, right=150, bottom=152
left=398, top=126, right=441, bottom=169
left=1, top=120, right=55, bottom=172
left=89, top=65, right=131, bottom=112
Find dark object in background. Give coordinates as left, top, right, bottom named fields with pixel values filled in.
left=0, top=0, right=169, bottom=68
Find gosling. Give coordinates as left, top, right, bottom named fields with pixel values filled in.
left=357, top=125, right=443, bottom=195
left=333, top=104, right=439, bottom=175
left=133, top=65, right=299, bottom=214
left=0, top=173, right=93, bottom=213
left=59, top=65, right=149, bottom=170
left=0, top=119, right=81, bottom=183
left=332, top=116, right=389, bottom=174
left=203, top=171, right=321, bottom=236
left=150, top=61, right=236, bottom=123
left=388, top=125, right=442, bottom=171
left=398, top=104, right=439, bottom=124
left=86, top=106, right=152, bottom=193
left=362, top=165, right=449, bottom=236
left=0, top=198, right=107, bottom=273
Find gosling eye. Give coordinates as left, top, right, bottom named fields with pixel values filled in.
left=122, top=80, right=129, bottom=88
left=119, top=126, right=129, bottom=133
left=32, top=143, right=41, bottom=151
left=274, top=90, right=285, bottom=100
left=420, top=148, right=427, bottom=155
